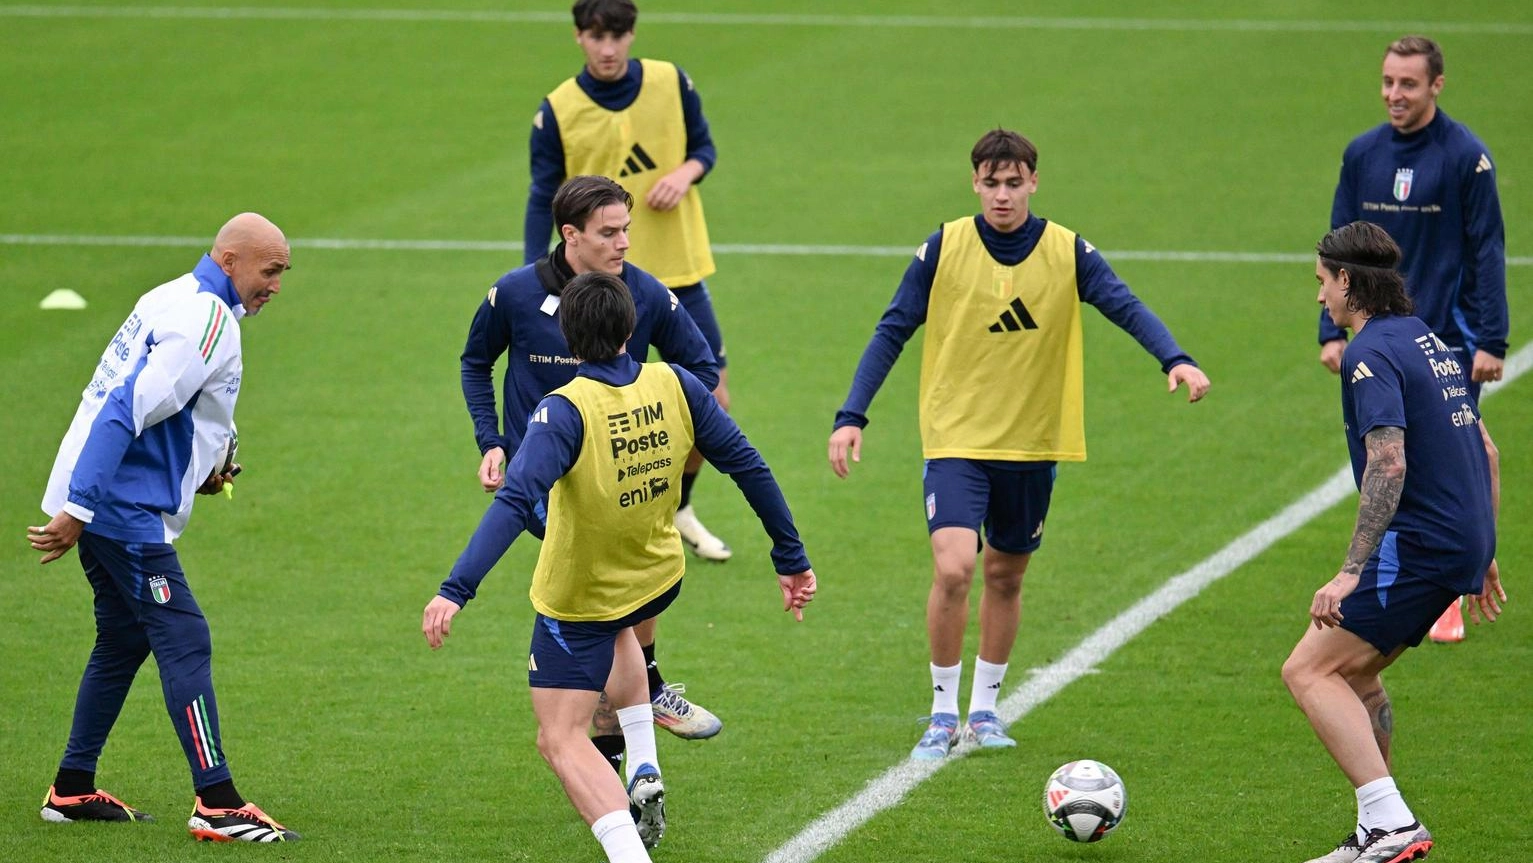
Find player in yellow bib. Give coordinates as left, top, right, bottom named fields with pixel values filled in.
left=526, top=0, right=735, bottom=564
left=425, top=272, right=816, bottom=863
left=828, top=129, right=1211, bottom=760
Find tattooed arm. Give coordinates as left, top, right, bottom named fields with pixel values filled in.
left=1310, top=426, right=1406, bottom=628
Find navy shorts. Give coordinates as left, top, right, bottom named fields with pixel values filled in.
left=673, top=282, right=726, bottom=369
left=1341, top=536, right=1463, bottom=654
left=528, top=581, right=682, bottom=690
left=922, top=458, right=1056, bottom=555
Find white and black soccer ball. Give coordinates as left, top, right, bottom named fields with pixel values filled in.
left=211, top=425, right=239, bottom=479
left=1042, top=759, right=1126, bottom=842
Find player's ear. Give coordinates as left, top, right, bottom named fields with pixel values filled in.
left=560, top=223, right=579, bottom=244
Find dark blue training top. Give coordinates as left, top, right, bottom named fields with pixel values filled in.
left=460, top=246, right=718, bottom=458
left=1323, top=109, right=1508, bottom=358
left=439, top=354, right=809, bottom=606
left=1341, top=314, right=1495, bottom=592
left=833, top=213, right=1197, bottom=435
left=525, top=59, right=717, bottom=263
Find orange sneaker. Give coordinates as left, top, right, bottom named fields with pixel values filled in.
left=187, top=798, right=300, bottom=842
left=40, top=786, right=154, bottom=823
left=1428, top=598, right=1465, bottom=644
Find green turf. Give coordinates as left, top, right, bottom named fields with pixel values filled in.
left=2, top=2, right=1530, bottom=861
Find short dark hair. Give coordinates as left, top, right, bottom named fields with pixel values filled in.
left=971, top=128, right=1038, bottom=175
left=572, top=0, right=637, bottom=34
left=552, top=175, right=634, bottom=234
left=560, top=271, right=634, bottom=362
left=1386, top=35, right=1444, bottom=81
left=1317, top=221, right=1414, bottom=318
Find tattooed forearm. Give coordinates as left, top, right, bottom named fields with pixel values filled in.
left=1343, top=427, right=1406, bottom=576
left=1359, top=683, right=1393, bottom=769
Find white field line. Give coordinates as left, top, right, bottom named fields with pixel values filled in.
left=0, top=233, right=1529, bottom=266
left=1, top=6, right=1530, bottom=34
left=764, top=341, right=1531, bottom=863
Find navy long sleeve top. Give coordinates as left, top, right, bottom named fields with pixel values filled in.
left=460, top=247, right=718, bottom=458
left=1323, top=109, right=1508, bottom=358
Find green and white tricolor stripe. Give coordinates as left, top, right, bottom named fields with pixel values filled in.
left=186, top=694, right=223, bottom=770
left=199, top=301, right=228, bottom=364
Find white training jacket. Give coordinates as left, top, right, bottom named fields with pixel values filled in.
left=42, top=254, right=245, bottom=544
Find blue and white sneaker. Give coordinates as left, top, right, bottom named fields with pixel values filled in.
left=910, top=713, right=959, bottom=761
left=965, top=710, right=1017, bottom=748
left=626, top=763, right=666, bottom=849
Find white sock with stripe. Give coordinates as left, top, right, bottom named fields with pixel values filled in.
left=968, top=658, right=1008, bottom=716
left=929, top=662, right=961, bottom=717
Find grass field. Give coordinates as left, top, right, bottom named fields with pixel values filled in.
left=2, top=1, right=1530, bottom=861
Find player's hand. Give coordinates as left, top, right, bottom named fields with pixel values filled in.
left=1319, top=339, right=1346, bottom=374
left=26, top=512, right=85, bottom=565
left=645, top=169, right=693, bottom=211
left=827, top=426, right=863, bottom=478
left=422, top=596, right=463, bottom=649
left=197, top=466, right=239, bottom=496
left=478, top=447, right=506, bottom=492
left=1469, top=558, right=1506, bottom=625
left=1471, top=350, right=1505, bottom=384
left=779, top=570, right=817, bottom=622
left=1310, top=571, right=1359, bottom=629
left=1167, top=363, right=1210, bottom=403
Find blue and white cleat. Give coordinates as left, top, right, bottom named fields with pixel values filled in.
left=965, top=710, right=1017, bottom=748
left=626, top=763, right=666, bottom=849
left=910, top=713, right=959, bottom=761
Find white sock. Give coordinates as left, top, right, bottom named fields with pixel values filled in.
left=617, top=703, right=659, bottom=785
left=1356, top=776, right=1415, bottom=834
left=929, top=662, right=961, bottom=717
left=968, top=658, right=1008, bottom=716
left=592, top=809, right=651, bottom=863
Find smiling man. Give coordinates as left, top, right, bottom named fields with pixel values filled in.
left=28, top=213, right=298, bottom=843
left=827, top=129, right=1210, bottom=761
left=1317, top=35, right=1508, bottom=643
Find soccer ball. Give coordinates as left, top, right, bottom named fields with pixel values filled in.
left=210, top=425, right=239, bottom=479
left=1042, top=759, right=1126, bottom=842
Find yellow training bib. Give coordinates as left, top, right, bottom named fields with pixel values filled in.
left=919, top=218, right=1087, bottom=461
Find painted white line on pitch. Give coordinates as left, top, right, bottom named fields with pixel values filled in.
left=0, top=234, right=1529, bottom=267
left=1, top=6, right=1529, bottom=34
left=764, top=342, right=1531, bottom=863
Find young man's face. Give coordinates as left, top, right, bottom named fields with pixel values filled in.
left=563, top=203, right=631, bottom=275
left=972, top=161, right=1038, bottom=233
left=1315, top=259, right=1352, bottom=328
left=1381, top=51, right=1442, bottom=134
left=576, top=27, right=635, bottom=82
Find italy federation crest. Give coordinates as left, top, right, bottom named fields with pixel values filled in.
left=149, top=576, right=171, bottom=604
left=1393, top=168, right=1414, bottom=202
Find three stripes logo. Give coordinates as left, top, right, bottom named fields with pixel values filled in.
left=1048, top=789, right=1071, bottom=809
left=1476, top=153, right=1494, bottom=174
left=618, top=143, right=658, bottom=177
left=1350, top=361, right=1375, bottom=384
left=989, top=297, right=1039, bottom=333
